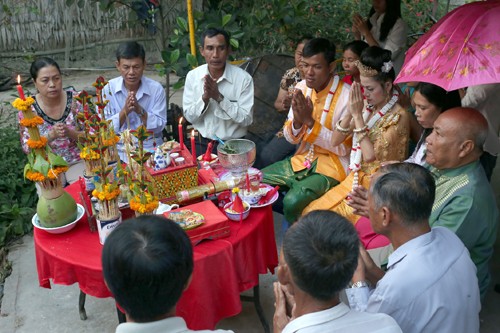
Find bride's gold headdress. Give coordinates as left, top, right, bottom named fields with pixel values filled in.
left=355, top=60, right=378, bottom=77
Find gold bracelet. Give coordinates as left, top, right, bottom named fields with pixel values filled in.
left=353, top=125, right=368, bottom=133
left=335, top=119, right=350, bottom=135
left=356, top=131, right=368, bottom=142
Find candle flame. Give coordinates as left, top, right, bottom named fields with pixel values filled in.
left=17, top=75, right=21, bottom=85
left=179, top=117, right=183, bottom=125
left=191, top=129, right=195, bottom=137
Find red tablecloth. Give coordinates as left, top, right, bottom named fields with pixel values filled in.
left=34, top=182, right=278, bottom=330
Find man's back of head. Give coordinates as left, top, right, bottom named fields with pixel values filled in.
left=370, top=163, right=435, bottom=230
left=102, top=216, right=193, bottom=322
left=282, top=210, right=359, bottom=300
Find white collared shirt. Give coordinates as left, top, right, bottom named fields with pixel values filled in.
left=346, top=227, right=480, bottom=333
left=282, top=302, right=401, bottom=333
left=115, top=316, right=232, bottom=333
left=183, top=63, right=254, bottom=140
left=103, top=75, right=167, bottom=161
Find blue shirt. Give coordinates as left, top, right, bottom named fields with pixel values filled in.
left=103, top=76, right=167, bottom=161
left=346, top=227, right=480, bottom=333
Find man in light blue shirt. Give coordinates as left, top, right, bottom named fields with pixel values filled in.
left=347, top=163, right=480, bottom=333
left=103, top=41, right=167, bottom=162
left=274, top=210, right=401, bottom=333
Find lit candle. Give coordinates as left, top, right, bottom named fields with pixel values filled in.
left=178, top=117, right=184, bottom=150
left=16, top=75, right=25, bottom=100
left=191, top=129, right=196, bottom=162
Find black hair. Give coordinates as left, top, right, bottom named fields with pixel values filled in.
left=414, top=83, right=461, bottom=112
left=367, top=0, right=402, bottom=42
left=102, top=215, right=193, bottom=322
left=201, top=28, right=230, bottom=47
left=359, top=45, right=395, bottom=82
left=296, top=35, right=314, bottom=46
left=371, top=163, right=435, bottom=225
left=302, top=38, right=337, bottom=64
left=343, top=40, right=369, bottom=58
left=30, top=57, right=61, bottom=81
left=115, top=41, right=146, bottom=61
left=283, top=210, right=359, bottom=301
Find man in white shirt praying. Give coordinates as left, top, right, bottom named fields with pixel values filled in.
left=182, top=28, right=254, bottom=152
left=346, top=162, right=480, bottom=333
left=274, top=210, right=401, bottom=333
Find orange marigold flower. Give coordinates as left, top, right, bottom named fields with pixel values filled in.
left=19, top=116, right=44, bottom=128
left=27, top=136, right=48, bottom=149
left=12, top=96, right=35, bottom=112
left=26, top=170, right=46, bottom=182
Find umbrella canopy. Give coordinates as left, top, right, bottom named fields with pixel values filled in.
left=395, top=0, right=500, bottom=91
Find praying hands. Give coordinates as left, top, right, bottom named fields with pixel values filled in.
left=291, top=88, right=314, bottom=129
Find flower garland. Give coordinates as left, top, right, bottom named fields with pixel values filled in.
left=19, top=116, right=44, bottom=128
left=349, top=91, right=399, bottom=189
left=27, top=136, right=48, bottom=149
left=303, top=75, right=340, bottom=169
left=80, top=146, right=101, bottom=160
left=12, top=97, right=35, bottom=112
left=129, top=192, right=159, bottom=214
left=92, top=184, right=121, bottom=201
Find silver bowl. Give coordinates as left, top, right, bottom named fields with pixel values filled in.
left=217, top=139, right=256, bottom=177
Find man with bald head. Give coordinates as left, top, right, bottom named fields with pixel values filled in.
left=424, top=107, right=499, bottom=300
left=348, top=107, right=498, bottom=300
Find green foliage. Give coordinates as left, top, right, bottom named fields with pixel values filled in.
left=0, top=125, right=37, bottom=247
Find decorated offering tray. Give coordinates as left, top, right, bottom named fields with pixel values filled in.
left=164, top=200, right=230, bottom=245
left=145, top=147, right=198, bottom=203
left=168, top=210, right=205, bottom=230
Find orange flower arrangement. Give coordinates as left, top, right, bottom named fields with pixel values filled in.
left=27, top=136, right=48, bottom=149
left=19, top=116, right=44, bottom=128
left=13, top=95, right=68, bottom=185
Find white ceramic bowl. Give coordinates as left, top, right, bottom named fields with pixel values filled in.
left=224, top=201, right=250, bottom=221
left=32, top=204, right=84, bottom=234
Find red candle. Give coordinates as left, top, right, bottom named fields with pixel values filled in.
left=178, top=117, right=184, bottom=150
left=246, top=173, right=251, bottom=190
left=16, top=75, right=25, bottom=100
left=203, top=140, right=214, bottom=162
left=191, top=130, right=196, bottom=162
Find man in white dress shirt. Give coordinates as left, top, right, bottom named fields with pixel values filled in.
left=103, top=215, right=233, bottom=333
left=346, top=163, right=480, bottom=333
left=273, top=210, right=401, bottom=333
left=103, top=41, right=167, bottom=162
left=183, top=28, right=254, bottom=152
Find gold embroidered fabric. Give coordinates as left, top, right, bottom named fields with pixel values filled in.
left=303, top=104, right=410, bottom=223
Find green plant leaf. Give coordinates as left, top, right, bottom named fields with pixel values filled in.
left=170, top=49, right=180, bottom=63
left=230, top=38, right=239, bottom=49
left=176, top=17, right=188, bottom=32
left=33, top=155, right=50, bottom=175
left=186, top=53, right=198, bottom=68
left=222, top=14, right=232, bottom=27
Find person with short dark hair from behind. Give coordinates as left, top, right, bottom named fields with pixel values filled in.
left=103, top=41, right=167, bottom=162
left=102, top=215, right=233, bottom=333
left=347, top=163, right=480, bottom=333
left=274, top=210, right=401, bottom=333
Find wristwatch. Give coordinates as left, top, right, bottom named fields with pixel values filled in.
left=216, top=94, right=224, bottom=103
left=351, top=281, right=369, bottom=288
left=136, top=107, right=145, bottom=117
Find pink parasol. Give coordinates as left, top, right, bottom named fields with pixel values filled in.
left=395, top=0, right=500, bottom=91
